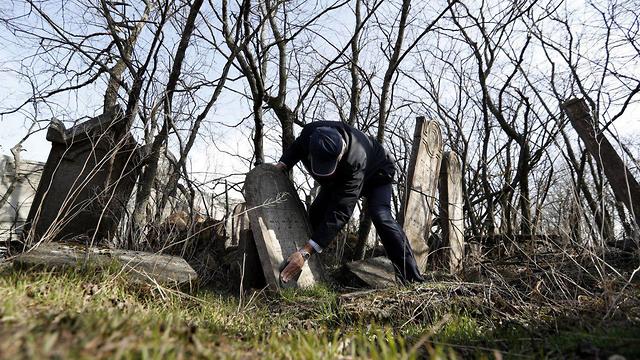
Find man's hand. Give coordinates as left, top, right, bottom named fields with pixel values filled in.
left=280, top=251, right=304, bottom=283
left=274, top=162, right=287, bottom=171
left=280, top=243, right=315, bottom=283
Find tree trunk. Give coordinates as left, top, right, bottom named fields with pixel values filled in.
left=563, top=98, right=640, bottom=230
left=354, top=0, right=411, bottom=260
left=131, top=0, right=204, bottom=234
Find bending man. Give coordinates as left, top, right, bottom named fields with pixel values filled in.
left=276, top=121, right=424, bottom=284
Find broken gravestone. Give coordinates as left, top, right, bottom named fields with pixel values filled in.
left=435, top=151, right=465, bottom=274
left=243, top=164, right=323, bottom=289
left=401, top=117, right=443, bottom=271
left=13, top=242, right=197, bottom=288
left=25, top=106, right=140, bottom=244
left=344, top=256, right=396, bottom=288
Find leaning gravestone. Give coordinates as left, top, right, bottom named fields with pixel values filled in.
left=13, top=242, right=197, bottom=288
left=25, top=106, right=140, bottom=244
left=436, top=151, right=465, bottom=274
left=243, top=164, right=323, bottom=289
left=401, top=117, right=443, bottom=271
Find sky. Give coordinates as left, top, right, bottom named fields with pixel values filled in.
left=1, top=0, right=639, bottom=190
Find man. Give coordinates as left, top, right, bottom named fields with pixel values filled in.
left=276, top=121, right=424, bottom=284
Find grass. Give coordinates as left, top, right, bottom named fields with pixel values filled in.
left=0, top=263, right=639, bottom=359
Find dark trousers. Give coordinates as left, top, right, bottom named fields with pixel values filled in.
left=309, top=182, right=424, bottom=283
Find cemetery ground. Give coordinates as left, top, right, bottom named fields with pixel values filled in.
left=0, top=251, right=639, bottom=359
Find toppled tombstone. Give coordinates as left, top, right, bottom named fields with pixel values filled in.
left=344, top=256, right=397, bottom=288
left=12, top=242, right=197, bottom=288
left=25, top=106, right=140, bottom=244
left=401, top=117, right=443, bottom=271
left=243, top=164, right=323, bottom=289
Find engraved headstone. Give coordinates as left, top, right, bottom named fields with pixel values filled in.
left=401, top=117, right=443, bottom=271
left=25, top=106, right=140, bottom=243
left=436, top=152, right=465, bottom=274
left=243, top=164, right=323, bottom=289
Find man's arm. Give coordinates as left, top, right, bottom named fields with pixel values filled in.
left=310, top=165, right=365, bottom=250
left=279, top=165, right=365, bottom=283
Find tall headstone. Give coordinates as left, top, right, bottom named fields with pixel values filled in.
left=436, top=151, right=465, bottom=274
left=401, top=117, right=443, bottom=271
left=25, top=106, right=140, bottom=244
left=243, top=164, right=323, bottom=289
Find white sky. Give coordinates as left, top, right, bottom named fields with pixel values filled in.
left=1, top=0, right=639, bottom=190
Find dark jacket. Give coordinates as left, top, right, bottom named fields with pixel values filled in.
left=279, top=121, right=396, bottom=249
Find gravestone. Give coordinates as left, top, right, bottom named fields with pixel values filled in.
left=1, top=156, right=44, bottom=242
left=228, top=202, right=248, bottom=249
left=25, top=106, right=140, bottom=244
left=225, top=202, right=265, bottom=289
left=13, top=242, right=197, bottom=288
left=243, top=164, right=323, bottom=289
left=436, top=151, right=465, bottom=274
left=401, top=117, right=443, bottom=271
left=344, top=256, right=396, bottom=288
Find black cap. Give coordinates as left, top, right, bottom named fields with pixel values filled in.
left=309, top=127, right=344, bottom=176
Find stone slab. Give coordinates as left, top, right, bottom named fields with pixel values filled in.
left=345, top=256, right=396, bottom=288
left=401, top=117, right=443, bottom=271
left=12, top=243, right=197, bottom=288
left=243, top=164, right=323, bottom=289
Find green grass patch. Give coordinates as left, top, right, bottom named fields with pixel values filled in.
left=0, top=264, right=638, bottom=359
